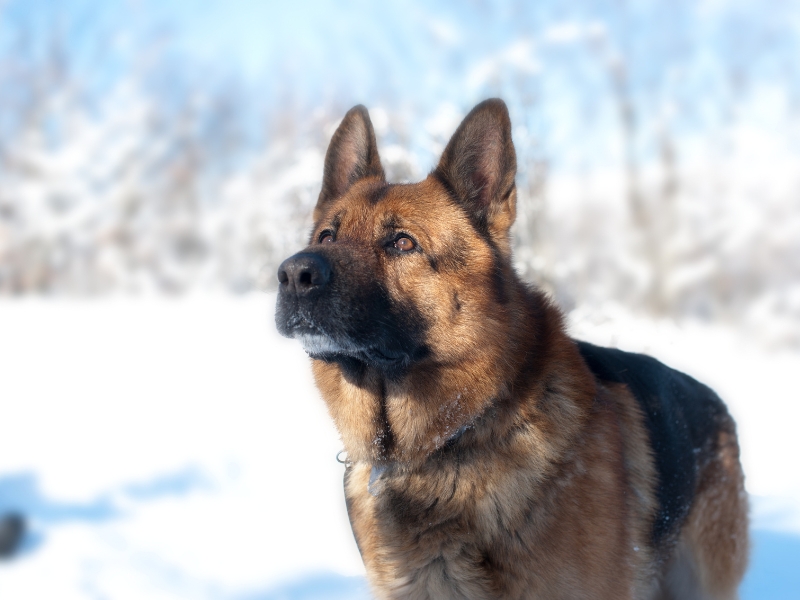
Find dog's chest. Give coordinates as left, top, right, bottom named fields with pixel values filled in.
left=344, top=461, right=539, bottom=599
left=371, top=503, right=496, bottom=598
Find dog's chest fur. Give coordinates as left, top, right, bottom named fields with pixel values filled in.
left=342, top=386, right=658, bottom=600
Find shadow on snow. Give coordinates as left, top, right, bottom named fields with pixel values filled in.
left=0, top=467, right=211, bottom=558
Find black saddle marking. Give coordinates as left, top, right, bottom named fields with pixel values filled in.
left=576, top=341, right=727, bottom=547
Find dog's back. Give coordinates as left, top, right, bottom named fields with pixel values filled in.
left=578, top=341, right=749, bottom=598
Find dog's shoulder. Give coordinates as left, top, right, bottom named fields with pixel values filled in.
left=575, top=340, right=729, bottom=546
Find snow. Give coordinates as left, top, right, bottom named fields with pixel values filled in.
left=0, top=294, right=366, bottom=598
left=0, top=294, right=797, bottom=598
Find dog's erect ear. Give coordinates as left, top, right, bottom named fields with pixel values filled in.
left=434, top=99, right=517, bottom=242
left=315, top=105, right=384, bottom=219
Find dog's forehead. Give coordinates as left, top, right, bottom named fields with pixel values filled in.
left=326, top=177, right=469, bottom=238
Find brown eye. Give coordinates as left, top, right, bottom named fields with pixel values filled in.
left=319, top=233, right=334, bottom=244
left=394, top=236, right=415, bottom=251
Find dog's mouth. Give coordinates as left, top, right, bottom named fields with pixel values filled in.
left=297, top=331, right=408, bottom=367
left=285, top=317, right=410, bottom=368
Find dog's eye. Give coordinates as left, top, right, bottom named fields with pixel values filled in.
left=319, top=232, right=334, bottom=244
left=394, top=236, right=415, bottom=252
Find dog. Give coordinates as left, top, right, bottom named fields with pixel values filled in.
left=275, top=99, right=748, bottom=599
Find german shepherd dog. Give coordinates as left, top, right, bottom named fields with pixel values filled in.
left=275, top=99, right=748, bottom=599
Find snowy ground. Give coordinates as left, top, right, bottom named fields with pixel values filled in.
left=0, top=294, right=797, bottom=599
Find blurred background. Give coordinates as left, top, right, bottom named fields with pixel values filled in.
left=0, top=0, right=798, bottom=598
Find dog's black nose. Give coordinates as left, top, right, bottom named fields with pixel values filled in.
left=278, top=252, right=332, bottom=296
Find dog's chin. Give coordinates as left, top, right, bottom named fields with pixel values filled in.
left=296, top=332, right=356, bottom=358
left=296, top=332, right=410, bottom=372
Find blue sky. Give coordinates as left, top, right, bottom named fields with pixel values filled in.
left=2, top=0, right=799, bottom=172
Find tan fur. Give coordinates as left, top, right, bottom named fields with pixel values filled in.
left=337, top=370, right=663, bottom=599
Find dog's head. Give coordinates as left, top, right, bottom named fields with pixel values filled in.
left=276, top=99, right=518, bottom=380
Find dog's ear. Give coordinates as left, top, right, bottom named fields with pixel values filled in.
left=435, top=99, right=517, bottom=243
left=315, top=105, right=384, bottom=219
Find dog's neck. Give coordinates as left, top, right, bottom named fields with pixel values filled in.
left=312, top=282, right=595, bottom=468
